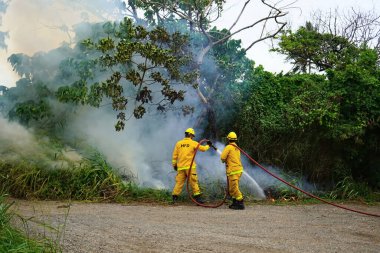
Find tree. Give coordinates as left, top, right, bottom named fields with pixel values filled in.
left=0, top=0, right=9, bottom=49
left=198, top=27, right=253, bottom=137
left=325, top=48, right=380, bottom=140
left=273, top=22, right=359, bottom=73
left=275, top=7, right=380, bottom=74
left=56, top=18, right=197, bottom=131
left=0, top=85, right=8, bottom=113
left=311, top=8, right=380, bottom=54
left=4, top=1, right=291, bottom=135
left=4, top=19, right=196, bottom=131
left=238, top=43, right=380, bottom=187
left=324, top=47, right=380, bottom=186
left=125, top=0, right=290, bottom=137
left=5, top=44, right=75, bottom=130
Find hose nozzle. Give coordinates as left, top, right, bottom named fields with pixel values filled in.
left=206, top=139, right=217, bottom=151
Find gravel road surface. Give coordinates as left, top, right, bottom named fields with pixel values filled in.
left=11, top=200, right=380, bottom=253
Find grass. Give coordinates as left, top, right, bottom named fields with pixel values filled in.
left=1, top=151, right=378, bottom=205
left=0, top=151, right=172, bottom=203
left=1, top=138, right=377, bottom=253
left=328, top=176, right=378, bottom=201
left=260, top=171, right=380, bottom=204
left=0, top=194, right=60, bottom=252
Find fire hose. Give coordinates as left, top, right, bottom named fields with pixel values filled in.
left=186, top=139, right=227, bottom=208
left=186, top=139, right=380, bottom=217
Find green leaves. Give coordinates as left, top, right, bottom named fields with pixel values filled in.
left=9, top=100, right=51, bottom=125
left=237, top=36, right=380, bottom=188
left=98, top=37, right=115, bottom=52
left=126, top=69, right=142, bottom=86
left=326, top=48, right=380, bottom=140
left=273, top=22, right=358, bottom=73
left=57, top=18, right=196, bottom=130
left=56, top=80, right=88, bottom=105
left=133, top=105, right=146, bottom=119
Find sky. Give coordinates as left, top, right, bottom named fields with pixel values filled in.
left=0, top=0, right=378, bottom=189
left=215, top=0, right=380, bottom=73
left=0, top=0, right=379, bottom=87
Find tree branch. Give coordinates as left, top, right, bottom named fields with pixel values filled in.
left=228, top=0, right=251, bottom=32
left=213, top=11, right=287, bottom=46
left=244, top=16, right=287, bottom=52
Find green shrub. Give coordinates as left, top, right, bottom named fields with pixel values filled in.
left=329, top=176, right=376, bottom=201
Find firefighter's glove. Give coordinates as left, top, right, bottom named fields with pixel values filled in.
left=207, top=140, right=217, bottom=150
left=173, top=165, right=177, bottom=171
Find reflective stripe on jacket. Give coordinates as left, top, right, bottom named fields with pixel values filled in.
left=172, top=137, right=210, bottom=170
left=220, top=143, right=244, bottom=176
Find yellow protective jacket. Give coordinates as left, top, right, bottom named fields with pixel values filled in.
left=172, top=137, right=210, bottom=171
left=220, top=142, right=244, bottom=176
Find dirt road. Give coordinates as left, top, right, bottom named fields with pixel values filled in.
left=11, top=200, right=380, bottom=253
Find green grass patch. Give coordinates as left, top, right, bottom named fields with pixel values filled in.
left=0, top=152, right=172, bottom=203
left=0, top=194, right=59, bottom=252
left=1, top=152, right=378, bottom=205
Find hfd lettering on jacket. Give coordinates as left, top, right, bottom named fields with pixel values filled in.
left=172, top=137, right=210, bottom=171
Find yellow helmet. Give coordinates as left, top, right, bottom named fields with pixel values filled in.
left=185, top=128, right=195, bottom=136
left=227, top=132, right=237, bottom=141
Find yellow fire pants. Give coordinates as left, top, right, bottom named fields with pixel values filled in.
left=172, top=169, right=201, bottom=196
left=228, top=173, right=243, bottom=201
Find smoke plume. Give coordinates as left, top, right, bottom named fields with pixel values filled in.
left=0, top=0, right=316, bottom=200
left=0, top=115, right=82, bottom=166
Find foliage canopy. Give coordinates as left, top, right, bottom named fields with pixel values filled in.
left=56, top=18, right=197, bottom=130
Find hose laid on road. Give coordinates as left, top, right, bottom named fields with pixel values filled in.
left=233, top=144, right=380, bottom=218
left=186, top=140, right=380, bottom=217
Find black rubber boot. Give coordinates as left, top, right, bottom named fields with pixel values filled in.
left=171, top=195, right=178, bottom=204
left=236, top=199, right=245, bottom=210
left=229, top=198, right=237, bottom=209
left=230, top=199, right=245, bottom=210
left=193, top=195, right=205, bottom=204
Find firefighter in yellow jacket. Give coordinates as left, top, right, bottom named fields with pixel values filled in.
left=221, top=132, right=245, bottom=210
left=171, top=128, right=212, bottom=204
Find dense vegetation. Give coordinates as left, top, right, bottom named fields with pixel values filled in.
left=236, top=25, right=380, bottom=190
left=0, top=154, right=171, bottom=202
left=2, top=2, right=377, bottom=251
left=0, top=1, right=379, bottom=203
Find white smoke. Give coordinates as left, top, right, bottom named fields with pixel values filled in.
left=0, top=115, right=42, bottom=161
left=197, top=141, right=317, bottom=199
left=0, top=0, right=209, bottom=191
left=0, top=0, right=316, bottom=198
left=198, top=142, right=266, bottom=200
left=65, top=101, right=199, bottom=189
left=0, top=0, right=125, bottom=87
left=0, top=115, right=82, bottom=166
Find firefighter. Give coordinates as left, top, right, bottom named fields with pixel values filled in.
left=221, top=132, right=245, bottom=210
left=171, top=128, right=212, bottom=204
